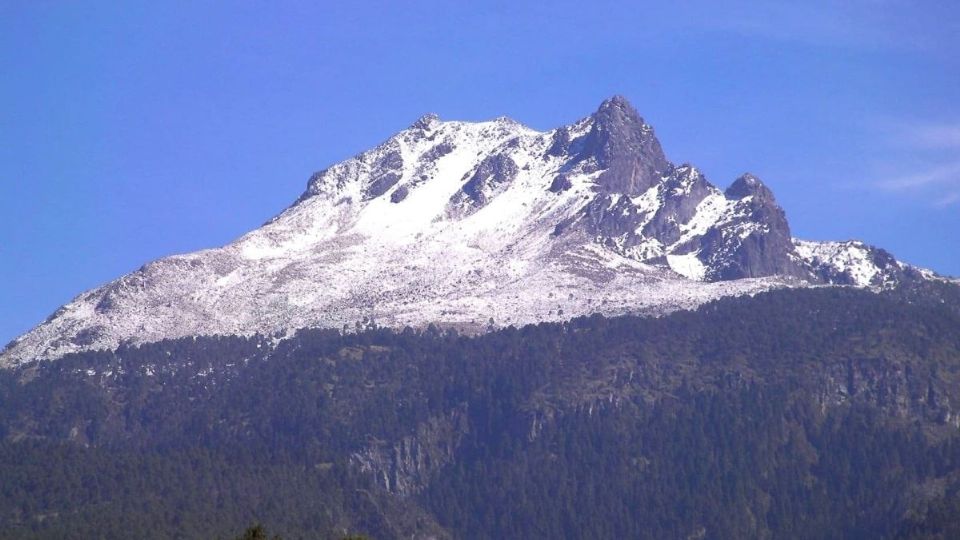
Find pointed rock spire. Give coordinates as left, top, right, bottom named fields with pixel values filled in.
left=580, top=95, right=670, bottom=195
left=725, top=173, right=775, bottom=201
left=411, top=113, right=440, bottom=130
left=701, top=172, right=809, bottom=281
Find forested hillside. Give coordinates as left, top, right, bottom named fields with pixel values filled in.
left=2, top=286, right=960, bottom=539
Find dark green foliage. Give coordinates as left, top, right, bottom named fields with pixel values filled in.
left=0, top=286, right=959, bottom=538
left=235, top=524, right=281, bottom=540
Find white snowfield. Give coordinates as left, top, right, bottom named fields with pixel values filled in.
left=793, top=240, right=887, bottom=288
left=0, top=105, right=943, bottom=368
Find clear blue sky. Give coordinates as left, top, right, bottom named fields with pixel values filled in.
left=2, top=1, right=958, bottom=345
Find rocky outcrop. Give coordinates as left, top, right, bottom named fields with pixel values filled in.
left=448, top=154, right=519, bottom=216
left=816, top=359, right=960, bottom=428
left=700, top=174, right=809, bottom=280
left=641, top=166, right=714, bottom=244
left=352, top=405, right=469, bottom=496
left=363, top=143, right=405, bottom=200
left=579, top=95, right=670, bottom=195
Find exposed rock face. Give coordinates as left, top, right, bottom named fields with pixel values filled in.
left=1, top=95, right=949, bottom=366
left=817, top=359, right=960, bottom=428
left=448, top=153, right=519, bottom=216
left=641, top=166, right=714, bottom=244
left=363, top=142, right=405, bottom=200
left=352, top=406, right=469, bottom=496
left=700, top=174, right=809, bottom=280
left=577, top=95, right=670, bottom=195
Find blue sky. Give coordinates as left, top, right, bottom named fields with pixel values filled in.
left=1, top=1, right=958, bottom=344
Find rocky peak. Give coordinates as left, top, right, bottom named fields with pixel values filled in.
left=700, top=172, right=810, bottom=281
left=592, top=95, right=643, bottom=128
left=725, top=173, right=775, bottom=201
left=576, top=95, right=670, bottom=196
left=410, top=113, right=440, bottom=131
left=723, top=174, right=788, bottom=232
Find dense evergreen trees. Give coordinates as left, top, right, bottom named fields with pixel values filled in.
left=0, top=287, right=958, bottom=538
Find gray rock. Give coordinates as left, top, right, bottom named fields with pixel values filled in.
left=701, top=174, right=809, bottom=281
left=448, top=153, right=519, bottom=213
left=578, top=95, right=670, bottom=196
left=548, top=173, right=573, bottom=193
left=390, top=185, right=410, bottom=203
left=363, top=147, right=405, bottom=200
left=642, top=166, right=713, bottom=245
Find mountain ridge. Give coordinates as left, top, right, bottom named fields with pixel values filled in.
left=2, top=95, right=951, bottom=367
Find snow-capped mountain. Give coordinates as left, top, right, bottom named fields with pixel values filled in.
left=1, top=96, right=946, bottom=367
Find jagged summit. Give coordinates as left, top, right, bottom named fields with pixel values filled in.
left=599, top=93, right=633, bottom=108
left=0, top=96, right=947, bottom=367
left=410, top=113, right=440, bottom=130
left=590, top=94, right=648, bottom=133
left=726, top=173, right=773, bottom=199
left=577, top=95, right=669, bottom=195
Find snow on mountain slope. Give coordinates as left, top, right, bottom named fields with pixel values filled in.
left=793, top=239, right=936, bottom=288
left=1, top=96, right=945, bottom=367
left=794, top=240, right=888, bottom=287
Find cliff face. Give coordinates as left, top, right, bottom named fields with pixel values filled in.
left=352, top=405, right=469, bottom=496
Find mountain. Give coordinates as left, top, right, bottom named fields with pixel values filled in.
left=1, top=96, right=949, bottom=367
